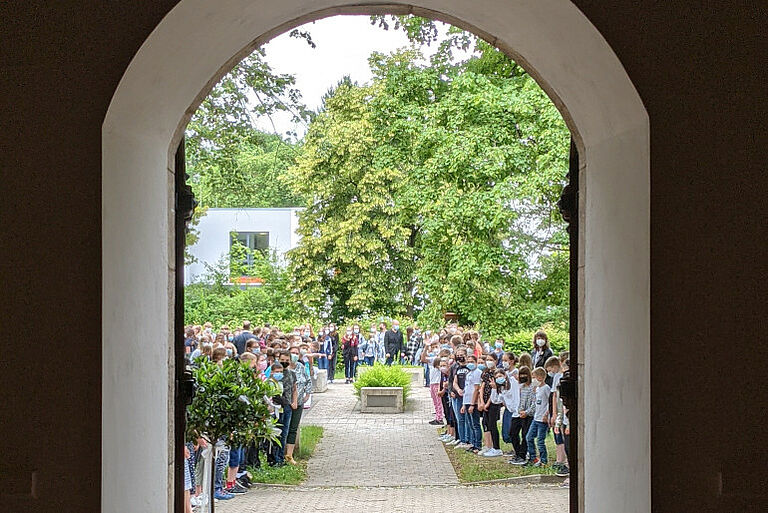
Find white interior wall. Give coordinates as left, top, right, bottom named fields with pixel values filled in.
left=102, top=1, right=650, bottom=512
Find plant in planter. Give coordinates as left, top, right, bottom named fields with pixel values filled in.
left=186, top=358, right=279, bottom=511
left=353, top=363, right=412, bottom=403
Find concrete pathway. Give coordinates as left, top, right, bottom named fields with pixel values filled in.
left=215, top=380, right=569, bottom=512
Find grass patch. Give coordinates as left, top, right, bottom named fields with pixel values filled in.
left=442, top=426, right=559, bottom=482
left=247, top=425, right=324, bottom=485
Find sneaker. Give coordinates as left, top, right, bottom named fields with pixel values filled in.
left=556, top=465, right=570, bottom=477
left=453, top=442, right=470, bottom=449
left=442, top=436, right=455, bottom=443
left=428, top=419, right=442, bottom=425
left=508, top=456, right=526, bottom=465
left=523, top=457, right=540, bottom=467
left=533, top=460, right=547, bottom=467
left=483, top=448, right=503, bottom=457
left=227, top=483, right=248, bottom=494
left=214, top=491, right=234, bottom=501
left=446, top=439, right=461, bottom=446
left=236, top=477, right=251, bottom=489
left=477, top=447, right=490, bottom=456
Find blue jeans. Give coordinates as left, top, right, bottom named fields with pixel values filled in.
left=526, top=420, right=549, bottom=463
left=501, top=409, right=513, bottom=444
left=467, top=407, right=482, bottom=449
left=344, top=357, right=356, bottom=379
left=363, top=356, right=374, bottom=366
left=228, top=446, right=243, bottom=470
left=385, top=355, right=395, bottom=366
left=317, top=355, right=329, bottom=371
left=424, top=363, right=430, bottom=385
left=451, top=397, right=467, bottom=443
left=275, top=408, right=293, bottom=464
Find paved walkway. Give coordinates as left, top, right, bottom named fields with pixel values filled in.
left=216, top=380, right=569, bottom=512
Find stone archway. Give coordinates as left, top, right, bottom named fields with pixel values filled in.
left=102, top=1, right=649, bottom=512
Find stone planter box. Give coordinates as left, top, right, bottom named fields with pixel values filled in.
left=312, top=368, right=328, bottom=393
left=360, top=387, right=404, bottom=413
left=357, top=365, right=423, bottom=385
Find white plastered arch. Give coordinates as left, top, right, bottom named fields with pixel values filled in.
left=103, top=1, right=650, bottom=511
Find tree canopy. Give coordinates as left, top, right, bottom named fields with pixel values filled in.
left=185, top=17, right=571, bottom=338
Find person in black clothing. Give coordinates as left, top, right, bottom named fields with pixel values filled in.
left=327, top=323, right=339, bottom=383
left=232, top=320, right=253, bottom=355
left=384, top=321, right=404, bottom=365
left=531, top=329, right=553, bottom=369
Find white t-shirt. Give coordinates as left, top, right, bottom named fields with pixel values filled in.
left=533, top=383, right=551, bottom=422
left=463, top=368, right=482, bottom=405
left=551, top=372, right=563, bottom=395
left=428, top=365, right=441, bottom=384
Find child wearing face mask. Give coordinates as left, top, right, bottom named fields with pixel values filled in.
left=448, top=349, right=471, bottom=448
left=463, top=355, right=483, bottom=453
left=525, top=367, right=551, bottom=466
left=437, top=358, right=456, bottom=442
left=509, top=365, right=535, bottom=465
left=499, top=352, right=518, bottom=449
left=428, top=356, right=444, bottom=425
left=478, top=354, right=504, bottom=456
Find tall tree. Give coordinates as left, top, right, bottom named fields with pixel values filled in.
left=286, top=33, right=570, bottom=333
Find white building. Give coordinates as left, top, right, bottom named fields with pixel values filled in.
left=185, top=207, right=302, bottom=284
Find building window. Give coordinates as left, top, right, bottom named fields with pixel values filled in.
left=230, top=231, right=269, bottom=271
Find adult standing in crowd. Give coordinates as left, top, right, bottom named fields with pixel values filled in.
left=341, top=326, right=360, bottom=383
left=531, top=330, right=553, bottom=369
left=384, top=320, right=404, bottom=365
left=232, top=320, right=253, bottom=355
left=283, top=345, right=312, bottom=465
left=327, top=323, right=339, bottom=383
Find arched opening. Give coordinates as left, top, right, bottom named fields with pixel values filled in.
left=102, top=1, right=649, bottom=512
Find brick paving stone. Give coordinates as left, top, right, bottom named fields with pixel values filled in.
left=214, top=381, right=569, bottom=512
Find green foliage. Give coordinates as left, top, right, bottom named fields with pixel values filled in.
left=186, top=358, right=279, bottom=446
left=285, top=21, right=570, bottom=334
left=353, top=363, right=412, bottom=402
left=184, top=246, right=306, bottom=328
left=248, top=425, right=323, bottom=484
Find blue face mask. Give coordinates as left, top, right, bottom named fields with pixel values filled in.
left=226, top=349, right=232, bottom=356
left=228, top=335, right=234, bottom=341
left=441, top=344, right=450, bottom=350
left=495, top=343, right=503, bottom=349
left=251, top=348, right=260, bottom=354
left=495, top=377, right=506, bottom=384
left=467, top=363, right=477, bottom=371
left=477, top=363, right=486, bottom=371
left=273, top=373, right=283, bottom=381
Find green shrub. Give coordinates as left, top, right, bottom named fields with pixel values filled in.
left=353, top=363, right=412, bottom=403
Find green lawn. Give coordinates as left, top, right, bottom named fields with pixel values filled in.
left=247, top=425, right=324, bottom=485
left=442, top=426, right=561, bottom=482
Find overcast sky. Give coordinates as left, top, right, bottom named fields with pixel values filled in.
left=253, top=15, right=465, bottom=137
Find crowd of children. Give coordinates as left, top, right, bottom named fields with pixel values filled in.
left=422, top=326, right=571, bottom=479
left=181, top=320, right=569, bottom=511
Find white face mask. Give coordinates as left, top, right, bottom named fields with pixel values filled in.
left=353, top=329, right=359, bottom=334
left=501, top=361, right=510, bottom=370
left=486, top=360, right=496, bottom=369
left=548, top=371, right=555, bottom=377
left=536, top=339, right=546, bottom=347
left=531, top=378, right=540, bottom=387
left=346, top=331, right=352, bottom=336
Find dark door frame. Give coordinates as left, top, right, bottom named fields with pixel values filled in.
left=174, top=139, right=197, bottom=513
